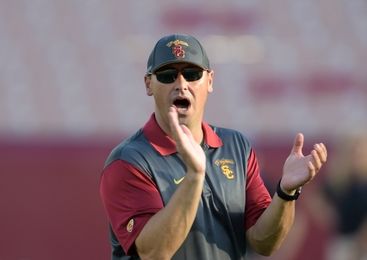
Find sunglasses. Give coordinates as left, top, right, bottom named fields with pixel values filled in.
left=151, top=67, right=205, bottom=84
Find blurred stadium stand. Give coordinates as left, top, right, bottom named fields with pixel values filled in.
left=0, top=0, right=366, bottom=259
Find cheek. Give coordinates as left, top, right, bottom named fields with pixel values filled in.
left=195, top=89, right=209, bottom=107
left=153, top=89, right=170, bottom=107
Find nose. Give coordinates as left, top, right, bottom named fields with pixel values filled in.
left=174, top=72, right=188, bottom=91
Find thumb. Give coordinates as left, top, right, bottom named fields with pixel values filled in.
left=291, top=133, right=304, bottom=155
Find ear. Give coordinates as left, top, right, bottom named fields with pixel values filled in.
left=144, top=75, right=153, bottom=96
left=207, top=70, right=214, bottom=93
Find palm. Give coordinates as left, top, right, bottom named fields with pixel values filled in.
left=282, top=154, right=313, bottom=190
left=168, top=108, right=206, bottom=174
left=281, top=133, right=327, bottom=192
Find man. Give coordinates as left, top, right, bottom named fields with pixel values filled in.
left=100, top=34, right=327, bottom=260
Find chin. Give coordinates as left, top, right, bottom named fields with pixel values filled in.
left=177, top=114, right=191, bottom=125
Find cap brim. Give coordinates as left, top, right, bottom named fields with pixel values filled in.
left=151, top=60, right=207, bottom=73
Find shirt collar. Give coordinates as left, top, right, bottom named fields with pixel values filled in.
left=142, top=113, right=223, bottom=156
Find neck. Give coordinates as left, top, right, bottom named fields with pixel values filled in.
left=186, top=122, right=204, bottom=144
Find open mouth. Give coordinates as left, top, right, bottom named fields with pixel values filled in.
left=173, top=97, right=191, bottom=111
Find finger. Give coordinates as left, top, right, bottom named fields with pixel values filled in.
left=307, top=161, right=316, bottom=179
left=291, top=133, right=304, bottom=155
left=314, top=143, right=327, bottom=163
left=180, top=124, right=192, bottom=137
left=311, top=149, right=322, bottom=171
left=181, top=124, right=196, bottom=146
left=168, top=107, right=184, bottom=142
left=320, top=143, right=328, bottom=161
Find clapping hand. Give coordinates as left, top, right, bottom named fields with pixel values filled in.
left=168, top=107, right=206, bottom=175
left=281, top=133, right=327, bottom=193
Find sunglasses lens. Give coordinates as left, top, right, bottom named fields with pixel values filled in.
left=182, top=68, right=203, bottom=82
left=155, top=69, right=178, bottom=83
left=154, top=68, right=204, bottom=83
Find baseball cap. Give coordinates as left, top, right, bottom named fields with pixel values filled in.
left=147, top=34, right=210, bottom=74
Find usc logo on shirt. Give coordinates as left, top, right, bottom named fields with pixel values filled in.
left=215, top=159, right=235, bottom=180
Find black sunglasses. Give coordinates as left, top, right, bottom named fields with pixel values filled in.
left=151, top=67, right=205, bottom=84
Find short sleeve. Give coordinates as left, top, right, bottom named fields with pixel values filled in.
left=99, top=160, right=164, bottom=254
left=245, top=149, right=272, bottom=230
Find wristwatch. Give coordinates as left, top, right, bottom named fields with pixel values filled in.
left=276, top=180, right=302, bottom=201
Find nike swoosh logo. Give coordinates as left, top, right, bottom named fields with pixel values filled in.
left=173, top=176, right=185, bottom=185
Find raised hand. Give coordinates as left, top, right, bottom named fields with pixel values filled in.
left=168, top=107, right=206, bottom=175
left=281, top=133, right=327, bottom=193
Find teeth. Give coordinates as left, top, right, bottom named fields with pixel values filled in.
left=176, top=107, right=188, bottom=112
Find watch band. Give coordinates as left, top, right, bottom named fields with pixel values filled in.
left=276, top=180, right=302, bottom=201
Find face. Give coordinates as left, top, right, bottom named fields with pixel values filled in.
left=145, top=63, right=214, bottom=131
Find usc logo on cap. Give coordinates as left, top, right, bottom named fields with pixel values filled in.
left=166, top=40, right=189, bottom=58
